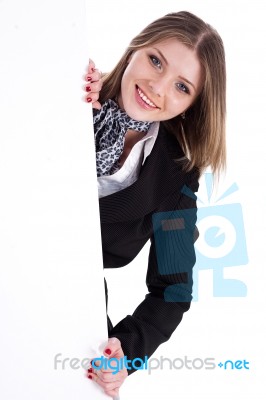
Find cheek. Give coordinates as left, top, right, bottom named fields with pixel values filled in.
left=122, top=62, right=136, bottom=82
left=119, top=76, right=136, bottom=115
left=121, top=68, right=134, bottom=93
left=120, top=75, right=130, bottom=103
left=121, top=72, right=138, bottom=107
left=165, top=97, right=183, bottom=116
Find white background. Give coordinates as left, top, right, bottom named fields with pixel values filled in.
left=87, top=0, right=266, bottom=399
left=0, top=0, right=265, bottom=399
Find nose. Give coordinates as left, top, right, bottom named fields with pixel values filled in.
left=148, top=78, right=166, bottom=97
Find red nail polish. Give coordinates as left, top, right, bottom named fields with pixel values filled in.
left=105, top=348, right=112, bottom=355
left=86, top=86, right=91, bottom=92
left=86, top=76, right=92, bottom=82
left=88, top=374, right=93, bottom=380
left=88, top=368, right=93, bottom=373
left=87, top=97, right=92, bottom=103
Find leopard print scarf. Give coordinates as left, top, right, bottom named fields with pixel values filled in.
left=93, top=99, right=152, bottom=177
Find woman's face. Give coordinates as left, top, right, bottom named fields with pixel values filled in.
left=118, top=38, right=203, bottom=122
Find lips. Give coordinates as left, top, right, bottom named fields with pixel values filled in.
left=135, top=85, right=159, bottom=110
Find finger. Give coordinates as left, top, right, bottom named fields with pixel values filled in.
left=84, top=69, right=102, bottom=84
left=88, top=360, right=125, bottom=384
left=92, top=101, right=102, bottom=110
left=84, top=87, right=102, bottom=109
left=89, top=359, right=101, bottom=370
left=89, top=367, right=114, bottom=382
left=96, top=375, right=123, bottom=393
left=89, top=355, right=127, bottom=378
left=93, top=368, right=126, bottom=383
left=84, top=80, right=103, bottom=95
left=103, top=337, right=123, bottom=358
left=98, top=361, right=128, bottom=380
left=87, top=371, right=99, bottom=384
left=84, top=92, right=100, bottom=104
left=88, top=370, right=123, bottom=391
left=88, top=58, right=96, bottom=74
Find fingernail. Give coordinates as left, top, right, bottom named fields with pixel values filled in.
left=88, top=374, right=93, bottom=380
left=104, top=348, right=112, bottom=355
left=87, top=97, right=92, bottom=103
left=86, top=86, right=91, bottom=92
left=88, top=368, right=93, bottom=373
left=86, top=76, right=92, bottom=81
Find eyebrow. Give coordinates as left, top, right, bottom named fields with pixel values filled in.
left=153, top=47, right=169, bottom=66
left=179, top=76, right=196, bottom=92
left=153, top=47, right=196, bottom=92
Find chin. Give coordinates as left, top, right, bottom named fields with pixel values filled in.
left=123, top=105, right=154, bottom=122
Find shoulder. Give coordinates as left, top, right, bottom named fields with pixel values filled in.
left=158, top=123, right=185, bottom=159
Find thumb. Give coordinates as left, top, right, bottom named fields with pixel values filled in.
left=103, top=337, right=123, bottom=357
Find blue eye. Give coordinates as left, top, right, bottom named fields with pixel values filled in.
left=149, top=55, right=162, bottom=69
left=176, top=82, right=190, bottom=94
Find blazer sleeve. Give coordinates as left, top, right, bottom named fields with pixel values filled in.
left=108, top=170, right=199, bottom=376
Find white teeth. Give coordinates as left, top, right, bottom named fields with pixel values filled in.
left=137, top=87, right=156, bottom=108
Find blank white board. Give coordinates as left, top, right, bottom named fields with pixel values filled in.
left=0, top=0, right=109, bottom=398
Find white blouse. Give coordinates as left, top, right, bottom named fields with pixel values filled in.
left=97, top=122, right=159, bottom=198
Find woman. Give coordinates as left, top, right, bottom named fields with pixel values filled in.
left=85, top=11, right=226, bottom=398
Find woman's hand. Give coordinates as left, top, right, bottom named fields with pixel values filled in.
left=83, top=59, right=103, bottom=110
left=87, top=337, right=128, bottom=398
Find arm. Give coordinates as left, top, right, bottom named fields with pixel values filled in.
left=108, top=171, right=199, bottom=376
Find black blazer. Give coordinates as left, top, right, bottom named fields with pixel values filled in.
left=99, top=124, right=200, bottom=376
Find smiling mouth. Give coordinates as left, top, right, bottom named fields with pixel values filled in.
left=136, top=85, right=159, bottom=109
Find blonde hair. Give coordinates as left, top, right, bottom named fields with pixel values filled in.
left=99, top=11, right=226, bottom=182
